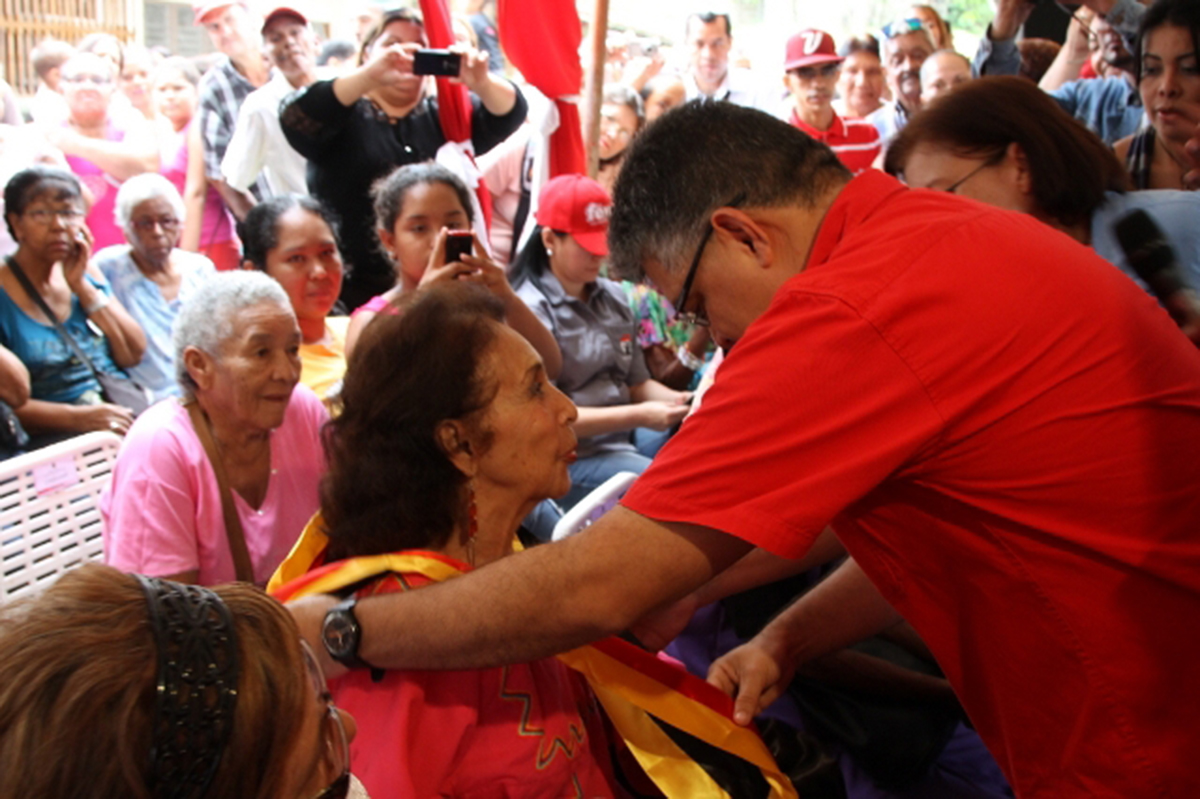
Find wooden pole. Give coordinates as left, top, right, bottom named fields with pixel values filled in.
left=582, top=0, right=608, bottom=179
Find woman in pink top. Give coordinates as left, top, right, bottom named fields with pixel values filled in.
left=47, top=52, right=159, bottom=250
left=151, top=57, right=240, bottom=271
left=101, top=271, right=327, bottom=585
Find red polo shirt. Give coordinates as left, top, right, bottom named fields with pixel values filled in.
left=623, top=171, right=1200, bottom=797
left=788, top=109, right=881, bottom=174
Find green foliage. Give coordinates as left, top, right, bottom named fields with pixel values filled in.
left=944, top=0, right=996, bottom=38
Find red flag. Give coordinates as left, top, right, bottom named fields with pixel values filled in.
left=417, top=0, right=471, bottom=143
left=497, top=0, right=587, bottom=177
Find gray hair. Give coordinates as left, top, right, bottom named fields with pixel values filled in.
left=609, top=100, right=850, bottom=281
left=114, top=173, right=186, bottom=238
left=172, top=271, right=292, bottom=396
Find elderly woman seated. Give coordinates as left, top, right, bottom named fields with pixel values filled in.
left=102, top=270, right=328, bottom=585
left=271, top=283, right=625, bottom=797
left=240, top=195, right=347, bottom=405
left=0, top=166, right=146, bottom=445
left=94, top=173, right=216, bottom=402
left=0, top=563, right=362, bottom=798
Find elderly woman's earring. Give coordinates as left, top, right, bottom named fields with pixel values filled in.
left=467, top=483, right=478, bottom=568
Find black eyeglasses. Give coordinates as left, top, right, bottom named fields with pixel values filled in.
left=943, top=152, right=1004, bottom=195
left=674, top=193, right=746, bottom=327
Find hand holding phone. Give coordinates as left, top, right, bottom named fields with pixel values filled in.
left=443, top=230, right=473, bottom=264
left=413, top=49, right=463, bottom=77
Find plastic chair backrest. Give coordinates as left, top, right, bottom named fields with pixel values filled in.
left=551, top=471, right=639, bottom=542
left=0, top=432, right=122, bottom=602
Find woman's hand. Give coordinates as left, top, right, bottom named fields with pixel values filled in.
left=61, top=226, right=93, bottom=294
left=459, top=233, right=518, bottom=300
left=637, top=400, right=689, bottom=431
left=72, top=402, right=135, bottom=435
left=417, top=228, right=477, bottom=290
left=365, top=42, right=420, bottom=88
left=451, top=45, right=492, bottom=94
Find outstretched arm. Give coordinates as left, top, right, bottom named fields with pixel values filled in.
left=289, top=505, right=754, bottom=675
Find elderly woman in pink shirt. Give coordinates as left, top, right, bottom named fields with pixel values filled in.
left=101, top=271, right=327, bottom=585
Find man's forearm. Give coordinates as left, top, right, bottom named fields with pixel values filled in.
left=350, top=507, right=752, bottom=670
left=759, top=556, right=901, bottom=668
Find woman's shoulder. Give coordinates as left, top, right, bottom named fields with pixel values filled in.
left=119, top=399, right=203, bottom=466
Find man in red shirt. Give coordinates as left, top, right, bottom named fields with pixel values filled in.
left=782, top=29, right=881, bottom=174
left=291, top=102, right=1200, bottom=797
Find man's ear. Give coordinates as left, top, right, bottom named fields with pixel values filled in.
left=435, top=419, right=478, bottom=478
left=710, top=208, right=773, bottom=268
left=1007, top=141, right=1034, bottom=198
left=182, top=346, right=216, bottom=393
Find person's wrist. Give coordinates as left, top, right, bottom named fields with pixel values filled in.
left=81, top=292, right=110, bottom=316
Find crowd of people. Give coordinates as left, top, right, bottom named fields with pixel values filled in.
left=0, top=0, right=1199, bottom=797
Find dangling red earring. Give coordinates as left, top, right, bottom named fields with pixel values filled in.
left=467, top=483, right=478, bottom=567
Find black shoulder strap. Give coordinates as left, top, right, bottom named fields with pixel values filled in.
left=6, top=257, right=106, bottom=383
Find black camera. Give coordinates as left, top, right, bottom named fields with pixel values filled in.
left=413, top=49, right=462, bottom=77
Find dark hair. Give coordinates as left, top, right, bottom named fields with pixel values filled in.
left=359, top=7, right=424, bottom=66
left=1017, top=38, right=1061, bottom=84
left=152, top=55, right=201, bottom=87
left=371, top=161, right=474, bottom=260
left=885, top=77, right=1131, bottom=227
left=239, top=194, right=343, bottom=271
left=603, top=83, right=645, bottom=130
left=609, top=100, right=850, bottom=280
left=31, top=38, right=74, bottom=78
left=317, top=39, right=357, bottom=66
left=321, top=283, right=506, bottom=559
left=686, top=11, right=732, bottom=39
left=4, top=166, right=83, bottom=238
left=509, top=225, right=568, bottom=290
left=1135, top=0, right=1200, bottom=83
left=838, top=34, right=880, bottom=59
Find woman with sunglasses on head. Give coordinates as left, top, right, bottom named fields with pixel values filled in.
left=0, top=166, right=146, bottom=445
left=511, top=175, right=690, bottom=512
left=0, top=563, right=365, bottom=799
left=886, top=76, right=1200, bottom=342
left=94, top=173, right=216, bottom=403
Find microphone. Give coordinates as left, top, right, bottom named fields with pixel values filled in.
left=1113, top=209, right=1187, bottom=302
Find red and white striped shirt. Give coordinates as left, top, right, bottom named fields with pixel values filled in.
left=788, top=109, right=882, bottom=175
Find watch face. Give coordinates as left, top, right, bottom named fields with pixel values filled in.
left=322, top=610, right=358, bottom=659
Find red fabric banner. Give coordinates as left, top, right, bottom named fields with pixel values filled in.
left=417, top=0, right=471, bottom=144
left=497, top=0, right=587, bottom=177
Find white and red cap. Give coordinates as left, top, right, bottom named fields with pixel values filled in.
left=535, top=174, right=612, bottom=257
left=261, top=5, right=308, bottom=33
left=192, top=0, right=246, bottom=25
left=783, top=29, right=843, bottom=71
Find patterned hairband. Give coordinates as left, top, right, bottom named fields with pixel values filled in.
left=136, top=574, right=240, bottom=799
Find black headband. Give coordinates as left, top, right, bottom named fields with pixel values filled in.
left=136, top=575, right=240, bottom=799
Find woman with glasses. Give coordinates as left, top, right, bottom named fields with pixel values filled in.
left=94, top=173, right=216, bottom=402
left=45, top=52, right=159, bottom=251
left=0, top=166, right=146, bottom=444
left=886, top=76, right=1200, bottom=342
left=0, top=563, right=364, bottom=799
left=511, top=175, right=690, bottom=512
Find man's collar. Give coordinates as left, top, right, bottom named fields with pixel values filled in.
left=789, top=108, right=845, bottom=140
left=806, top=171, right=907, bottom=270
left=685, top=69, right=731, bottom=101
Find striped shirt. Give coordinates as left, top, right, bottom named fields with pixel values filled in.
left=196, top=56, right=269, bottom=200
left=788, top=109, right=881, bottom=175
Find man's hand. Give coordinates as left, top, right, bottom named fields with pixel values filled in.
left=989, top=0, right=1035, bottom=41
left=708, top=632, right=794, bottom=726
left=629, top=591, right=700, bottom=652
left=1163, top=288, right=1200, bottom=346
left=286, top=594, right=347, bottom=679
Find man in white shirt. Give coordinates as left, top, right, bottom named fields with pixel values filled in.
left=681, top=11, right=775, bottom=112
left=221, top=6, right=317, bottom=197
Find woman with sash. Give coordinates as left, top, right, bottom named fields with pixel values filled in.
left=271, top=283, right=797, bottom=798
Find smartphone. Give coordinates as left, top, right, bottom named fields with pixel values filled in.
left=444, top=231, right=473, bottom=264
left=413, top=49, right=462, bottom=77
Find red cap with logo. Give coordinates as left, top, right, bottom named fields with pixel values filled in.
left=262, top=6, right=308, bottom=34
left=535, top=174, right=612, bottom=257
left=784, top=29, right=842, bottom=71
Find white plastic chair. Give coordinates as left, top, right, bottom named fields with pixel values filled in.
left=0, top=432, right=122, bottom=602
left=551, top=471, right=639, bottom=542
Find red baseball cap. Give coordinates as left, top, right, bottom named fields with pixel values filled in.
left=535, top=174, right=612, bottom=257
left=262, top=6, right=308, bottom=34
left=784, top=30, right=843, bottom=71
left=192, top=0, right=245, bottom=25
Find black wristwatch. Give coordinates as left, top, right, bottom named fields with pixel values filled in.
left=321, top=597, right=375, bottom=670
